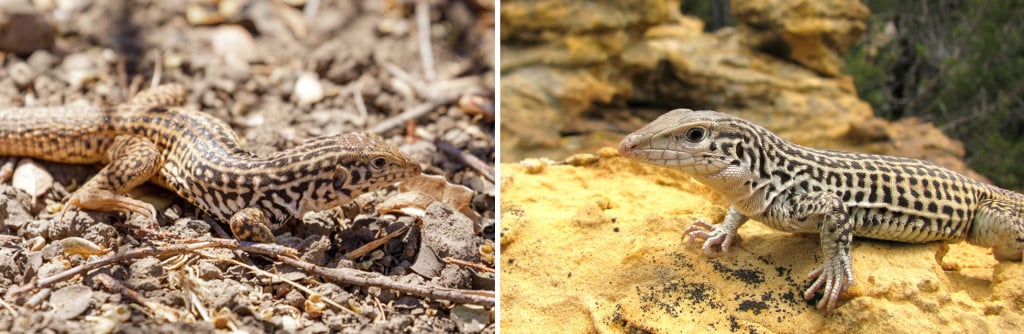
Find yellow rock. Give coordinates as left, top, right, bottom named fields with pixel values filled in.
left=499, top=152, right=1024, bottom=333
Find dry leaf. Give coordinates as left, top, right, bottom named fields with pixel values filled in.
left=60, top=237, right=108, bottom=257
left=305, top=294, right=326, bottom=318
left=12, top=159, right=52, bottom=200
left=394, top=174, right=481, bottom=223
left=28, top=236, right=45, bottom=252
left=409, top=241, right=442, bottom=278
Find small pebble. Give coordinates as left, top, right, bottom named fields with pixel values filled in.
left=598, top=147, right=620, bottom=158
left=186, top=1, right=226, bottom=25
left=9, top=61, right=35, bottom=87
left=520, top=158, right=547, bottom=174
left=294, top=72, right=324, bottom=105
left=564, top=153, right=599, bottom=166
left=211, top=25, right=255, bottom=71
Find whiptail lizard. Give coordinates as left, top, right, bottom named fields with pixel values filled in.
left=619, top=109, right=1024, bottom=311
left=0, top=84, right=422, bottom=242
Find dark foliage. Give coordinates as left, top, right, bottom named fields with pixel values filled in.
left=846, top=0, right=1024, bottom=190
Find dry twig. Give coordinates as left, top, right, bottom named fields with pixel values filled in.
left=384, top=63, right=485, bottom=102
left=436, top=138, right=494, bottom=182
left=274, top=255, right=495, bottom=307
left=367, top=102, right=444, bottom=135
left=150, top=52, right=164, bottom=89
left=9, top=239, right=295, bottom=295
left=443, top=257, right=494, bottom=273
left=211, top=256, right=364, bottom=319
left=94, top=273, right=180, bottom=322
left=10, top=237, right=495, bottom=307
left=345, top=225, right=410, bottom=261
left=415, top=0, right=436, bottom=81
left=0, top=297, right=17, bottom=315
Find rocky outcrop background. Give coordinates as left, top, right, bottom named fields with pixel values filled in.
left=500, top=0, right=984, bottom=180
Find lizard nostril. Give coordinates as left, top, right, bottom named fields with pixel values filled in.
left=619, top=135, right=639, bottom=156
left=619, top=144, right=632, bottom=156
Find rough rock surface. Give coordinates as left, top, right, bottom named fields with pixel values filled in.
left=499, top=0, right=982, bottom=181
left=732, top=0, right=871, bottom=76
left=499, top=149, right=1024, bottom=333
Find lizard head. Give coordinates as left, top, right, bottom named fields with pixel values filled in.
left=298, top=133, right=422, bottom=213
left=619, top=109, right=758, bottom=178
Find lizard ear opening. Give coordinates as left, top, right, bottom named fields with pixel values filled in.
left=332, top=166, right=348, bottom=188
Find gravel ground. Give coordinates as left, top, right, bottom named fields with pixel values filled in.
left=0, top=1, right=494, bottom=332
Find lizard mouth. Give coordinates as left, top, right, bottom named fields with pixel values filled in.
left=623, top=148, right=732, bottom=176
left=627, top=149, right=695, bottom=165
left=618, top=133, right=644, bottom=156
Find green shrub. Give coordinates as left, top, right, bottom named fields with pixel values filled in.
left=846, top=0, right=1024, bottom=190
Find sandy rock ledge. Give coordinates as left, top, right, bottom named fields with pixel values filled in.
left=499, top=148, right=1024, bottom=333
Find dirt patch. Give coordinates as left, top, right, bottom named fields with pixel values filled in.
left=0, top=1, right=494, bottom=332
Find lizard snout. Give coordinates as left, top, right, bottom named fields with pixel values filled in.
left=619, top=134, right=641, bottom=156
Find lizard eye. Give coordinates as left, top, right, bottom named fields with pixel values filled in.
left=371, top=157, right=387, bottom=170
left=682, top=127, right=707, bottom=143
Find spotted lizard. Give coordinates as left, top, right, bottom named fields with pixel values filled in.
left=0, top=84, right=422, bottom=242
left=618, top=109, right=1024, bottom=310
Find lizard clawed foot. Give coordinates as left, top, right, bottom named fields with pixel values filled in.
left=803, top=256, right=854, bottom=311
left=682, top=220, right=737, bottom=258
left=62, top=188, right=160, bottom=231
left=229, top=207, right=276, bottom=243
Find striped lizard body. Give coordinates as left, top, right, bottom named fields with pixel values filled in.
left=0, top=85, right=422, bottom=242
left=619, top=109, right=1024, bottom=311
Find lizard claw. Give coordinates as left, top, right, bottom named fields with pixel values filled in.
left=682, top=219, right=736, bottom=258
left=804, top=256, right=854, bottom=311
left=63, top=188, right=161, bottom=232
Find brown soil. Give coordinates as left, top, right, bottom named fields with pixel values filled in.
left=0, top=1, right=494, bottom=333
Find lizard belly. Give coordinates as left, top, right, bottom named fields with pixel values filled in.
left=847, top=206, right=968, bottom=243
left=755, top=213, right=821, bottom=234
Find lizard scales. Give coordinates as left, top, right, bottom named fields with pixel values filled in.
left=619, top=109, right=1024, bottom=310
left=0, top=85, right=421, bottom=242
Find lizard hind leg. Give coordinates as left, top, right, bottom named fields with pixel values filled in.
left=770, top=191, right=854, bottom=311
left=970, top=197, right=1024, bottom=261
left=62, top=135, right=163, bottom=228
left=228, top=207, right=276, bottom=243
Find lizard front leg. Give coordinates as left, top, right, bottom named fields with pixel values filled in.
left=684, top=207, right=749, bottom=257
left=769, top=191, right=854, bottom=311
left=62, top=135, right=163, bottom=229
